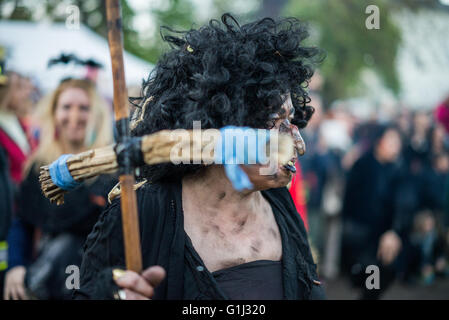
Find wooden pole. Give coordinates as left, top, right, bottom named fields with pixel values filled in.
left=106, top=0, right=142, bottom=273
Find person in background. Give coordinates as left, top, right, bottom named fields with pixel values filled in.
left=391, top=114, right=448, bottom=284
left=0, top=71, right=36, bottom=185
left=395, top=108, right=412, bottom=146
left=300, top=93, right=328, bottom=255
left=404, top=111, right=432, bottom=169
left=409, top=207, right=446, bottom=285
left=0, top=60, right=13, bottom=299
left=4, top=78, right=115, bottom=300
left=0, top=147, right=13, bottom=299
left=435, top=96, right=449, bottom=135
left=0, top=69, right=36, bottom=299
left=411, top=124, right=449, bottom=284
left=341, top=124, right=404, bottom=299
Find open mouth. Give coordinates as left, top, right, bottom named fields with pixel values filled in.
left=282, top=158, right=297, bottom=173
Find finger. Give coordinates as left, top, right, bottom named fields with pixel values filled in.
left=3, top=285, right=8, bottom=300
left=378, top=247, right=388, bottom=265
left=384, top=248, right=394, bottom=265
left=10, top=285, right=19, bottom=300
left=16, top=284, right=28, bottom=300
left=384, top=245, right=392, bottom=262
left=382, top=253, right=390, bottom=265
left=142, top=266, right=166, bottom=289
left=114, top=271, right=154, bottom=298
left=379, top=254, right=386, bottom=266
left=4, top=288, right=11, bottom=300
left=122, top=288, right=149, bottom=300
left=386, top=253, right=394, bottom=265
left=391, top=246, right=400, bottom=261
left=376, top=247, right=383, bottom=262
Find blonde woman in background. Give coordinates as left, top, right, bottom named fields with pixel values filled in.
left=4, top=78, right=116, bottom=300
left=30, top=78, right=112, bottom=166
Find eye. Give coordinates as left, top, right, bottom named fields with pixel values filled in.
left=63, top=104, right=71, bottom=110
left=289, top=107, right=295, bottom=120
left=267, top=115, right=284, bottom=129
left=266, top=119, right=276, bottom=129
left=80, top=105, right=90, bottom=112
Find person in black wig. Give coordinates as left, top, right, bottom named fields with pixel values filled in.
left=76, top=13, right=325, bottom=300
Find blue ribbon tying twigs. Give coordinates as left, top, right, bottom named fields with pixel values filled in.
left=49, top=154, right=81, bottom=191
left=214, top=126, right=270, bottom=191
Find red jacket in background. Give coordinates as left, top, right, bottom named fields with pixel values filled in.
left=0, top=118, right=36, bottom=184
left=289, top=161, right=309, bottom=231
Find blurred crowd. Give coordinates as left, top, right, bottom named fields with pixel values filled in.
left=301, top=74, right=449, bottom=299
left=1, top=52, right=449, bottom=300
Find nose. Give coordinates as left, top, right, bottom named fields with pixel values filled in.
left=289, top=123, right=306, bottom=156
left=68, top=106, right=82, bottom=128
left=279, top=119, right=306, bottom=156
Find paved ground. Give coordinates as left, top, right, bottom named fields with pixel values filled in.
left=322, top=275, right=449, bottom=300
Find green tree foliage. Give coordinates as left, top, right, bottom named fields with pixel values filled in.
left=0, top=0, right=192, bottom=63
left=4, top=0, right=428, bottom=106
left=284, top=0, right=402, bottom=105
left=0, top=0, right=262, bottom=63
left=143, top=0, right=196, bottom=63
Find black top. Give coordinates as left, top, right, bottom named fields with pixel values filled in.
left=7, top=163, right=116, bottom=299
left=74, top=180, right=325, bottom=300
left=341, top=151, right=402, bottom=265
left=212, top=260, right=283, bottom=300
left=0, top=146, right=12, bottom=241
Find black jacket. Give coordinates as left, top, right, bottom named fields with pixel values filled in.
left=0, top=146, right=12, bottom=241
left=341, top=151, right=404, bottom=269
left=16, top=164, right=116, bottom=236
left=8, top=164, right=116, bottom=299
left=74, top=180, right=325, bottom=300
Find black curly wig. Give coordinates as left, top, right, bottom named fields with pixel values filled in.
left=131, top=13, right=323, bottom=183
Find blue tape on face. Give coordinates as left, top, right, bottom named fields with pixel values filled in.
left=214, top=126, right=271, bottom=191
left=49, top=154, right=81, bottom=191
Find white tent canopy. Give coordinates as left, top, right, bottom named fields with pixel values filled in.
left=0, top=20, right=153, bottom=97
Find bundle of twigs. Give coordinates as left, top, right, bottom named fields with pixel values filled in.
left=39, top=145, right=118, bottom=205
left=40, top=130, right=293, bottom=205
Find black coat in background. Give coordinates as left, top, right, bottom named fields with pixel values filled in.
left=340, top=151, right=406, bottom=299
left=0, top=146, right=13, bottom=243
left=17, top=164, right=116, bottom=236
left=10, top=163, right=116, bottom=299
left=0, top=147, right=13, bottom=300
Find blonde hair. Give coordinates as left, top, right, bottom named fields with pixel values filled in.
left=27, top=79, right=113, bottom=172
